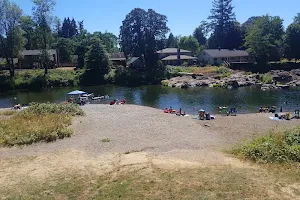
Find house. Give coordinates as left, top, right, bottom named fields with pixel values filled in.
left=156, top=48, right=197, bottom=66
left=20, top=49, right=58, bottom=69
left=109, top=52, right=126, bottom=67
left=127, top=57, right=141, bottom=69
left=198, top=49, right=255, bottom=65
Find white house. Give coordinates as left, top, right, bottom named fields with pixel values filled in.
left=198, top=49, right=255, bottom=65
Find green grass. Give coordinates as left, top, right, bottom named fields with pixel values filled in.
left=259, top=74, right=273, bottom=84
left=2, top=165, right=300, bottom=200
left=232, top=127, right=300, bottom=163
left=167, top=65, right=231, bottom=78
left=25, top=102, right=85, bottom=116
left=0, top=103, right=84, bottom=146
left=161, top=80, right=168, bottom=87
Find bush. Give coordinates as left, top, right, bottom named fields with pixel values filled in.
left=161, top=80, right=168, bottom=87
left=233, top=127, right=300, bottom=163
left=24, top=103, right=85, bottom=116
left=260, top=74, right=273, bottom=84
left=0, top=103, right=84, bottom=146
left=0, top=113, right=72, bottom=146
left=0, top=110, right=16, bottom=116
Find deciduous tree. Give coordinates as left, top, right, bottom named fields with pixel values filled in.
left=0, top=0, right=24, bottom=78
left=244, top=15, right=284, bottom=64
left=178, top=36, right=200, bottom=54
left=283, top=23, right=300, bottom=61
left=32, top=0, right=55, bottom=74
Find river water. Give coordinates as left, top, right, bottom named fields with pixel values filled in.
left=1, top=85, right=300, bottom=114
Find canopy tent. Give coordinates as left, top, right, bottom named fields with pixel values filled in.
left=67, top=90, right=87, bottom=95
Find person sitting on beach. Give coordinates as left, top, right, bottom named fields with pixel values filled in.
left=169, top=106, right=173, bottom=113
left=110, top=100, right=117, bottom=105
left=176, top=108, right=182, bottom=116
left=259, top=107, right=263, bottom=113
left=120, top=99, right=126, bottom=104
left=68, top=96, right=74, bottom=103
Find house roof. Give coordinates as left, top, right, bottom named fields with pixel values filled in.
left=203, top=49, right=250, bottom=58
left=161, top=55, right=197, bottom=61
left=110, top=52, right=126, bottom=61
left=127, top=57, right=139, bottom=65
left=20, top=49, right=57, bottom=56
left=156, top=48, right=191, bottom=54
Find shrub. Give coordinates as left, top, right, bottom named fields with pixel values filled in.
left=0, top=110, right=16, bottom=116
left=161, top=80, right=168, bottom=87
left=24, top=103, right=85, bottom=116
left=0, top=113, right=72, bottom=146
left=233, top=127, right=300, bottom=163
left=260, top=74, right=273, bottom=84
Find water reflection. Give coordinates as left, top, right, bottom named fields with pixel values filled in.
left=1, top=85, right=300, bottom=114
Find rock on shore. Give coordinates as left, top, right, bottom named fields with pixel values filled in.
left=164, top=69, right=300, bottom=90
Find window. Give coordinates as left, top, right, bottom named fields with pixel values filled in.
left=222, top=58, right=225, bottom=61
left=214, top=58, right=217, bottom=61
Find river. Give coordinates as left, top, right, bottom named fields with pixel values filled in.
left=1, top=85, right=300, bottom=114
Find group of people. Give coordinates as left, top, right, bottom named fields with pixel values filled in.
left=164, top=106, right=186, bottom=116
left=110, top=99, right=126, bottom=105
left=68, top=95, right=86, bottom=106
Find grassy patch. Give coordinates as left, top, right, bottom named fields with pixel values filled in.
left=167, top=66, right=231, bottom=78
left=24, top=102, right=85, bottom=116
left=0, top=109, right=16, bottom=116
left=259, top=74, right=273, bottom=84
left=161, top=80, right=168, bottom=87
left=232, top=127, right=300, bottom=163
left=2, top=165, right=299, bottom=199
left=0, top=103, right=84, bottom=146
left=101, top=138, right=111, bottom=143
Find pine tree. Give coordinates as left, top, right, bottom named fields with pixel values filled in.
left=70, top=18, right=78, bottom=37
left=208, top=0, right=236, bottom=48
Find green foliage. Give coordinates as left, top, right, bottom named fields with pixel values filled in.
left=59, top=17, right=78, bottom=38
left=101, top=138, right=111, bottom=143
left=0, top=69, right=82, bottom=92
left=244, top=15, right=284, bottom=64
left=207, top=0, right=242, bottom=49
left=0, top=102, right=84, bottom=146
left=233, top=127, right=300, bottom=163
left=166, top=33, right=178, bottom=48
left=213, top=83, right=222, bottom=87
left=55, top=38, right=74, bottom=62
left=0, top=113, right=72, bottom=146
left=283, top=22, right=300, bottom=61
left=0, top=0, right=24, bottom=78
left=119, top=8, right=169, bottom=71
left=161, top=80, right=168, bottom=87
left=85, top=37, right=111, bottom=74
left=24, top=102, right=85, bottom=116
left=193, top=23, right=207, bottom=46
left=259, top=74, right=273, bottom=84
left=178, top=36, right=199, bottom=54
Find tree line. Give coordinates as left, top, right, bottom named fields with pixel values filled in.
left=1, top=0, right=300, bottom=80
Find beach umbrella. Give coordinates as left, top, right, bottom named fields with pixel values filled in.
left=67, top=90, right=87, bottom=95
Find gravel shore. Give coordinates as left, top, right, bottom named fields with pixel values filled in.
left=1, top=104, right=298, bottom=159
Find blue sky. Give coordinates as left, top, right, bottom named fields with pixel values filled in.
left=15, top=0, right=300, bottom=36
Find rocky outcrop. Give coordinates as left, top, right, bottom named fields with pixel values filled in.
left=164, top=70, right=300, bottom=90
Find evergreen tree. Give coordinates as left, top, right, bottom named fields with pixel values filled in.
left=208, top=0, right=236, bottom=48
left=70, top=18, right=78, bottom=37
left=166, top=33, right=178, bottom=48
left=193, top=26, right=206, bottom=46
left=85, top=38, right=111, bottom=74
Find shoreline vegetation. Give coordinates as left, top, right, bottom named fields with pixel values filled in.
left=0, top=103, right=84, bottom=146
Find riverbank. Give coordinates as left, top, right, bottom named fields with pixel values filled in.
left=1, top=104, right=300, bottom=199
left=164, top=68, right=300, bottom=90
